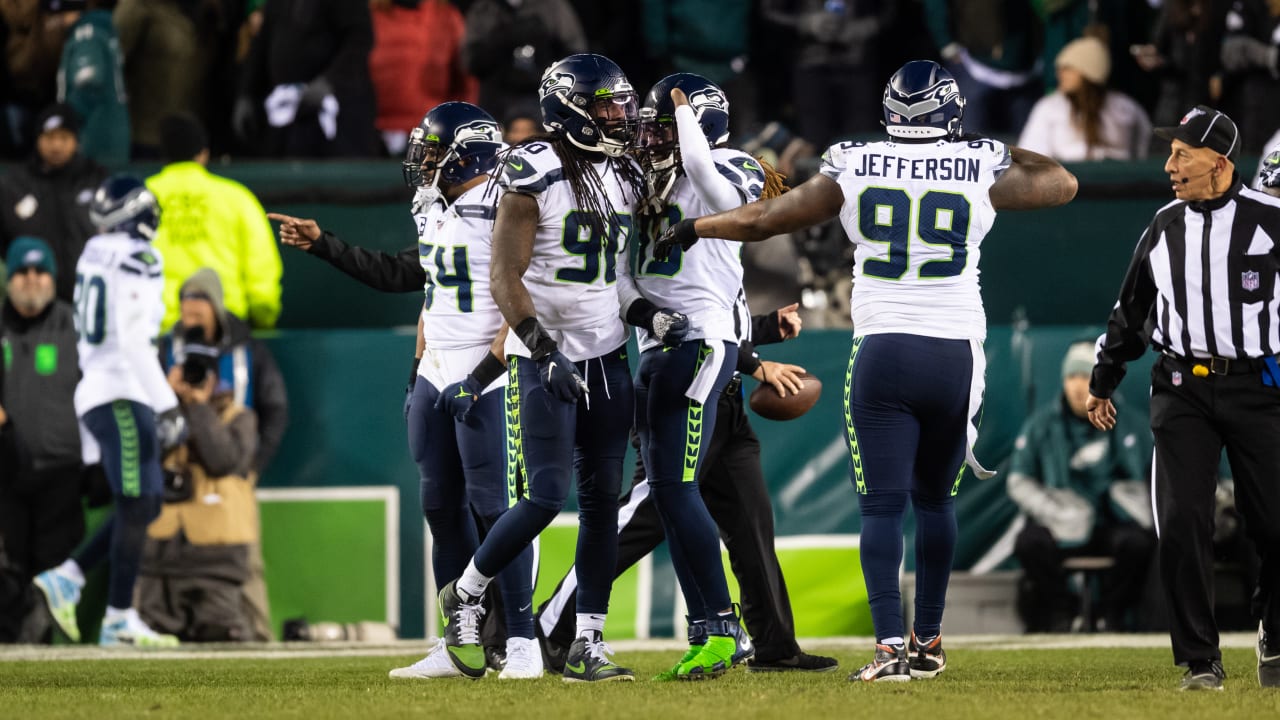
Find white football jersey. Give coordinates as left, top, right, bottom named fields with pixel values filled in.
left=633, top=148, right=762, bottom=352
left=73, top=232, right=178, bottom=416
left=499, top=140, right=642, bottom=361
left=820, top=137, right=1011, bottom=341
left=417, top=182, right=504, bottom=351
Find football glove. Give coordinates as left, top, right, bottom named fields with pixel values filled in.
left=156, top=407, right=188, bottom=453
left=435, top=375, right=484, bottom=422
left=538, top=350, right=588, bottom=403
left=654, top=218, right=699, bottom=260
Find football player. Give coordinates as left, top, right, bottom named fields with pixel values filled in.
left=438, top=53, right=673, bottom=683
left=34, top=175, right=184, bottom=647
left=271, top=102, right=541, bottom=679
left=629, top=73, right=783, bottom=680
left=655, top=60, right=1078, bottom=682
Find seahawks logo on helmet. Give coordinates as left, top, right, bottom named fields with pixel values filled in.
left=687, top=87, right=728, bottom=115
left=1259, top=147, right=1280, bottom=189
left=884, top=79, right=960, bottom=125
left=539, top=71, right=576, bottom=99
left=454, top=119, right=500, bottom=147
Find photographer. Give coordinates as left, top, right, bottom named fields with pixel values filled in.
left=156, top=268, right=287, bottom=640
left=136, top=330, right=260, bottom=642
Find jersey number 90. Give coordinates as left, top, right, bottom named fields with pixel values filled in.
left=858, top=188, right=970, bottom=280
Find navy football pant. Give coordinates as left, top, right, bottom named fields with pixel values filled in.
left=75, top=400, right=163, bottom=610
left=636, top=340, right=738, bottom=621
left=473, top=347, right=633, bottom=615
left=844, top=334, right=974, bottom=642
left=408, top=377, right=534, bottom=639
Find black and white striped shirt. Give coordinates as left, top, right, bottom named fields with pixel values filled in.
left=1091, top=178, right=1280, bottom=398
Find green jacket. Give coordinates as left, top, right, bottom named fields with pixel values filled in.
left=147, top=162, right=282, bottom=330
left=1007, top=392, right=1151, bottom=546
left=58, top=10, right=129, bottom=166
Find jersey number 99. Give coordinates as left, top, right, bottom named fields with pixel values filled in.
left=858, top=188, right=970, bottom=280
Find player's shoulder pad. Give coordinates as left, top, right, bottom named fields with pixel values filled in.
left=819, top=140, right=867, bottom=180
left=712, top=148, right=766, bottom=201
left=498, top=141, right=564, bottom=195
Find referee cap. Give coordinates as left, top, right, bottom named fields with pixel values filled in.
left=1154, top=105, right=1240, bottom=161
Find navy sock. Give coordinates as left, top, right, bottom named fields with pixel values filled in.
left=912, top=493, right=957, bottom=639
left=857, top=490, right=908, bottom=642
left=108, top=495, right=161, bottom=609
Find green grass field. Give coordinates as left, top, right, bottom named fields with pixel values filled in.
left=2, top=641, right=1279, bottom=720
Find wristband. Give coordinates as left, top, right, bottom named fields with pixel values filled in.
left=515, top=317, right=557, bottom=360
left=469, top=351, right=507, bottom=388
left=408, top=355, right=421, bottom=385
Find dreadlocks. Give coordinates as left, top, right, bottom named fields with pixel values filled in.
left=757, top=156, right=788, bottom=200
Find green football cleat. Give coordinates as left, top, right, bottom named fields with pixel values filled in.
left=437, top=581, right=487, bottom=678
left=562, top=632, right=634, bottom=683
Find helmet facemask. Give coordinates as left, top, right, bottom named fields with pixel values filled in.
left=635, top=108, right=678, bottom=172
left=584, top=91, right=639, bottom=157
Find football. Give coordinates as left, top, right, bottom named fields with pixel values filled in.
left=748, top=372, right=823, bottom=421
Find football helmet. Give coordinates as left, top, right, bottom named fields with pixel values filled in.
left=1258, top=145, right=1280, bottom=191
left=882, top=60, right=965, bottom=140
left=402, top=102, right=504, bottom=193
left=637, top=73, right=730, bottom=171
left=89, top=174, right=160, bottom=240
left=538, top=53, right=638, bottom=157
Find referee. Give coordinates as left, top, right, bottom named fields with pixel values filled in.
left=1086, top=105, right=1280, bottom=691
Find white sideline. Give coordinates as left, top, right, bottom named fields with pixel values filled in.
left=0, top=632, right=1261, bottom=663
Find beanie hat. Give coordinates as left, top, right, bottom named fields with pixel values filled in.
left=1056, top=37, right=1110, bottom=86
left=35, top=103, right=81, bottom=137
left=179, top=267, right=228, bottom=330
left=5, top=236, right=57, bottom=279
left=1061, top=341, right=1096, bottom=379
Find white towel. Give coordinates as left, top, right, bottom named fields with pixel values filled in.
left=265, top=84, right=340, bottom=140
left=965, top=338, right=996, bottom=479
left=684, top=341, right=726, bottom=405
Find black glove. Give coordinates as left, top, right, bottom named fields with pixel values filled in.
left=404, top=356, right=420, bottom=423
left=538, top=350, right=588, bottom=403
left=299, top=76, right=335, bottom=114
left=232, top=96, right=258, bottom=142
left=156, top=407, right=188, bottom=453
left=654, top=219, right=700, bottom=260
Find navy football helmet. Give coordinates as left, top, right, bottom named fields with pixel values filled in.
left=402, top=101, right=504, bottom=192
left=538, top=54, right=638, bottom=157
left=1258, top=146, right=1280, bottom=191
left=882, top=60, right=965, bottom=140
left=89, top=174, right=160, bottom=240
left=637, top=73, right=730, bottom=171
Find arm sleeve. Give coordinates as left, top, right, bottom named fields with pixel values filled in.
left=308, top=231, right=426, bottom=293
left=750, top=312, right=784, bottom=346
left=250, top=341, right=288, bottom=473
left=185, top=403, right=258, bottom=478
left=675, top=106, right=745, bottom=213
left=238, top=188, right=283, bottom=328
left=1090, top=224, right=1160, bottom=399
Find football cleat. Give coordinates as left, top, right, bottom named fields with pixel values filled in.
left=33, top=567, right=82, bottom=643
left=499, top=637, right=544, bottom=680
left=562, top=631, right=634, bottom=683
left=908, top=631, right=947, bottom=678
left=98, top=609, right=179, bottom=648
left=1180, top=659, right=1225, bottom=691
left=655, top=617, right=707, bottom=681
left=852, top=643, right=911, bottom=683
left=437, top=580, right=487, bottom=678
left=389, top=638, right=464, bottom=679
left=1258, top=623, right=1280, bottom=688
left=747, top=652, right=839, bottom=673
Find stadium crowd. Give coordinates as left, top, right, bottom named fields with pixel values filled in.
left=0, top=0, right=1278, bottom=694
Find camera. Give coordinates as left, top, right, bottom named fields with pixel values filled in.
left=180, top=327, right=220, bottom=386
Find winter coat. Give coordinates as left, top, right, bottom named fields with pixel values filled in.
left=370, top=0, right=477, bottom=134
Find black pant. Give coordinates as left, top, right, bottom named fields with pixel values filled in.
left=1150, top=356, right=1280, bottom=664
left=1014, top=518, right=1156, bottom=632
left=0, top=464, right=85, bottom=642
left=535, top=387, right=801, bottom=666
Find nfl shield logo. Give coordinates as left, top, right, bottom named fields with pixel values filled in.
left=1172, top=370, right=1183, bottom=386
left=1243, top=271, right=1261, bottom=291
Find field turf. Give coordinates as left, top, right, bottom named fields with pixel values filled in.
left=2, top=640, right=1278, bottom=719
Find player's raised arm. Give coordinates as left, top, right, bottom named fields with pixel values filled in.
left=988, top=146, right=1079, bottom=210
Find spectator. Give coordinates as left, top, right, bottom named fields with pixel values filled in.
left=157, top=268, right=287, bottom=640
left=1218, top=0, right=1280, bottom=155
left=233, top=0, right=378, bottom=157
left=1, top=0, right=81, bottom=156
left=761, top=0, right=895, bottom=148
left=0, top=237, right=83, bottom=643
left=137, top=323, right=260, bottom=642
left=0, top=103, right=108, bottom=303
left=57, top=3, right=128, bottom=164
left=924, top=0, right=1043, bottom=136
left=501, top=106, right=540, bottom=145
left=1130, top=0, right=1222, bottom=129
left=1007, top=341, right=1156, bottom=632
left=147, top=113, right=282, bottom=330
left=461, top=0, right=585, bottom=121
left=369, top=0, right=477, bottom=155
left=113, top=0, right=219, bottom=159
left=1018, top=36, right=1152, bottom=161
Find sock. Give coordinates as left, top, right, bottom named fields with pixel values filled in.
left=58, top=559, right=85, bottom=586
left=456, top=560, right=491, bottom=601
left=879, top=636, right=904, bottom=647
left=575, top=613, right=605, bottom=640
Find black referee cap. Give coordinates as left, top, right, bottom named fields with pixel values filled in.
left=1154, top=105, right=1240, bottom=161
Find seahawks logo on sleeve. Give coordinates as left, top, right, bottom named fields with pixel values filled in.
left=712, top=149, right=766, bottom=203
left=498, top=141, right=564, bottom=196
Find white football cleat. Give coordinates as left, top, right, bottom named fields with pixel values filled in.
left=499, top=636, right=544, bottom=680
left=389, top=639, right=465, bottom=679
left=98, top=609, right=179, bottom=648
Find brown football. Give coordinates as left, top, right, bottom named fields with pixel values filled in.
left=748, top=372, right=822, bottom=421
